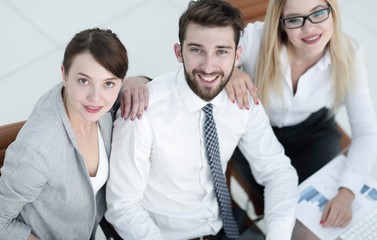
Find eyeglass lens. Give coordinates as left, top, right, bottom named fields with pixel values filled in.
left=283, top=7, right=331, bottom=29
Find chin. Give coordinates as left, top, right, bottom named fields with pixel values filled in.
left=84, top=114, right=103, bottom=123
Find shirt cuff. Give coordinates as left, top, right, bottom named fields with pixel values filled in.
left=338, top=170, right=364, bottom=196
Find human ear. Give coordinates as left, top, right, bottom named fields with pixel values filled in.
left=234, top=46, right=242, bottom=66
left=61, top=65, right=68, bottom=87
left=174, top=43, right=183, bottom=63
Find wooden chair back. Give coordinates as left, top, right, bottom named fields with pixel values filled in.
left=226, top=0, right=269, bottom=23
left=0, top=121, right=26, bottom=174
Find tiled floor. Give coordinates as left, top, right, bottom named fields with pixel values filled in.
left=1, top=0, right=376, bottom=131
left=1, top=0, right=376, bottom=239
left=0, top=0, right=190, bottom=126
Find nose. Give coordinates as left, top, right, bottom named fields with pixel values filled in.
left=200, top=55, right=217, bottom=74
left=88, top=86, right=101, bottom=102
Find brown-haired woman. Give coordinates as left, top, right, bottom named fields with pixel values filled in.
left=0, top=28, right=128, bottom=239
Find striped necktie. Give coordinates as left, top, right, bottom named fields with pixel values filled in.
left=202, top=103, right=240, bottom=239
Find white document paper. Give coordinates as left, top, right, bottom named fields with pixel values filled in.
left=296, top=154, right=377, bottom=240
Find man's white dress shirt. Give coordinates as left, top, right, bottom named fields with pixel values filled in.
left=106, top=69, right=298, bottom=240
left=239, top=21, right=377, bottom=201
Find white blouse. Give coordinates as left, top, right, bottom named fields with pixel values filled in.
left=90, top=126, right=109, bottom=195
left=239, top=21, right=377, bottom=196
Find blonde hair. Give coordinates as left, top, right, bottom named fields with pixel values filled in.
left=255, top=0, right=356, bottom=111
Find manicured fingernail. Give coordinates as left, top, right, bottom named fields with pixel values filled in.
left=256, top=101, right=259, bottom=105
left=246, top=107, right=249, bottom=110
left=232, top=100, right=235, bottom=103
left=320, top=220, right=323, bottom=224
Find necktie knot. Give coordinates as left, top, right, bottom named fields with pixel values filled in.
left=202, top=103, right=213, bottom=117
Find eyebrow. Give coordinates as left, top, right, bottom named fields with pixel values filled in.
left=284, top=4, right=328, bottom=18
left=187, top=42, right=234, bottom=50
left=77, top=72, right=119, bottom=81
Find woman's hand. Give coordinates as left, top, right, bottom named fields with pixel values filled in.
left=320, top=187, right=355, bottom=228
left=225, top=68, right=259, bottom=109
left=120, top=76, right=150, bottom=120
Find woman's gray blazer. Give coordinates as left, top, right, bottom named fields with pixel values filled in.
left=0, top=83, right=113, bottom=239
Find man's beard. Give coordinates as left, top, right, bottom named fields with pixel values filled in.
left=183, top=65, right=234, bottom=101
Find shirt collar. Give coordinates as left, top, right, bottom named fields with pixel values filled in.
left=177, top=68, right=226, bottom=114
left=316, top=48, right=331, bottom=70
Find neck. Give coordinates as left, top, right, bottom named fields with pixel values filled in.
left=286, top=45, right=327, bottom=95
left=287, top=44, right=326, bottom=70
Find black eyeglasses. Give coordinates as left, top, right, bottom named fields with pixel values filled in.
left=281, top=6, right=332, bottom=29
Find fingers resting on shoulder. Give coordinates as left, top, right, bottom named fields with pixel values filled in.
left=225, top=68, right=259, bottom=110
left=120, top=76, right=150, bottom=121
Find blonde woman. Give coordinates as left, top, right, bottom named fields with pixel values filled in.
left=224, top=0, right=377, bottom=229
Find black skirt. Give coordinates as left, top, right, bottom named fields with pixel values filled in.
left=231, top=107, right=342, bottom=203
left=272, top=107, right=341, bottom=183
